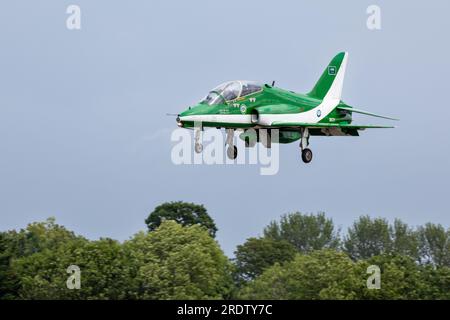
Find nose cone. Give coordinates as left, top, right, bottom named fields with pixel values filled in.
left=176, top=105, right=197, bottom=127
left=176, top=115, right=182, bottom=127
left=177, top=105, right=202, bottom=128
left=177, top=103, right=214, bottom=128
left=176, top=107, right=194, bottom=127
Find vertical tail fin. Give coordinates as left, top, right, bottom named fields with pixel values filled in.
left=308, top=52, right=348, bottom=100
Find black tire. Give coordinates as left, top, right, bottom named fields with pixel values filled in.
left=194, top=143, right=203, bottom=154
left=301, top=148, right=313, bottom=163
left=227, top=146, right=238, bottom=160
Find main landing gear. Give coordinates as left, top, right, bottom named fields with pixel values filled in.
left=193, top=127, right=237, bottom=160
left=226, top=128, right=237, bottom=160
left=300, top=128, right=313, bottom=164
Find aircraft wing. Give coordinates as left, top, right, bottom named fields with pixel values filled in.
left=270, top=122, right=395, bottom=129
left=336, top=106, right=399, bottom=121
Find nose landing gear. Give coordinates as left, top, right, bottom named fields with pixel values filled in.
left=193, top=127, right=238, bottom=160
left=225, top=129, right=237, bottom=160
left=194, top=127, right=203, bottom=154
left=194, top=142, right=203, bottom=154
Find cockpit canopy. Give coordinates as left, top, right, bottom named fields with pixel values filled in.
left=201, top=81, right=262, bottom=105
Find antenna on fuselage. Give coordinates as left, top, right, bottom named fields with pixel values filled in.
left=271, top=80, right=276, bottom=87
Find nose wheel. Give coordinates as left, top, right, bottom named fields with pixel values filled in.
left=194, top=126, right=203, bottom=154
left=194, top=143, right=203, bottom=154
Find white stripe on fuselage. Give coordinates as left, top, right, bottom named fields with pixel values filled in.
left=180, top=114, right=252, bottom=124
left=179, top=98, right=339, bottom=125
left=256, top=98, right=340, bottom=125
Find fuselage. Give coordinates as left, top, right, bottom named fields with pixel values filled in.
left=177, top=81, right=352, bottom=130
left=175, top=53, right=395, bottom=163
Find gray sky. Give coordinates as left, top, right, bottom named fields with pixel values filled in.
left=1, top=0, right=450, bottom=256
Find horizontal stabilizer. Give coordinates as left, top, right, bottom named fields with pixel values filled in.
left=271, top=122, right=395, bottom=129
left=337, top=106, right=399, bottom=121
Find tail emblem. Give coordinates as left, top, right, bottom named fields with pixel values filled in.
left=328, top=66, right=337, bottom=75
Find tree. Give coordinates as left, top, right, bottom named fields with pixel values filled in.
left=419, top=265, right=450, bottom=299
left=12, top=238, right=132, bottom=300
left=263, top=212, right=340, bottom=253
left=343, top=216, right=393, bottom=260
left=391, top=219, right=420, bottom=260
left=354, top=254, right=432, bottom=299
left=126, top=220, right=233, bottom=299
left=2, top=217, right=81, bottom=257
left=145, top=201, right=218, bottom=237
left=233, top=237, right=297, bottom=282
left=239, top=250, right=361, bottom=300
left=0, top=232, right=19, bottom=300
left=0, top=218, right=83, bottom=300
left=239, top=251, right=446, bottom=300
left=3, top=213, right=450, bottom=300
left=418, top=223, right=450, bottom=267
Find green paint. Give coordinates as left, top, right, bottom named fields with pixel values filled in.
left=177, top=52, right=397, bottom=144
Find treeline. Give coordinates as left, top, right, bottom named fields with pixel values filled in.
left=0, top=202, right=449, bottom=300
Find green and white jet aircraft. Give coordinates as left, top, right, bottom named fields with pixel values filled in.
left=176, top=52, right=398, bottom=163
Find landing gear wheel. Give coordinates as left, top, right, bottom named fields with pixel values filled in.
left=301, top=148, right=313, bottom=164
left=227, top=146, right=238, bottom=160
left=194, top=143, right=203, bottom=154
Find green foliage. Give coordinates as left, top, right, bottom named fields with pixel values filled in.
left=12, top=238, right=132, bottom=299
left=239, top=250, right=361, bottom=300
left=344, top=216, right=392, bottom=260
left=239, top=214, right=450, bottom=300
left=145, top=201, right=218, bottom=237
left=0, top=233, right=19, bottom=300
left=233, top=237, right=297, bottom=282
left=418, top=223, right=450, bottom=267
left=391, top=219, right=420, bottom=260
left=239, top=251, right=450, bottom=300
left=2, top=217, right=81, bottom=258
left=343, top=217, right=450, bottom=266
left=126, top=221, right=233, bottom=299
left=354, top=255, right=430, bottom=299
left=418, top=265, right=450, bottom=299
left=0, top=218, right=83, bottom=299
left=1, top=210, right=450, bottom=300
left=263, top=212, right=340, bottom=253
left=4, top=219, right=232, bottom=300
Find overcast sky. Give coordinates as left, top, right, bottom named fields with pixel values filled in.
left=1, top=0, right=449, bottom=256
